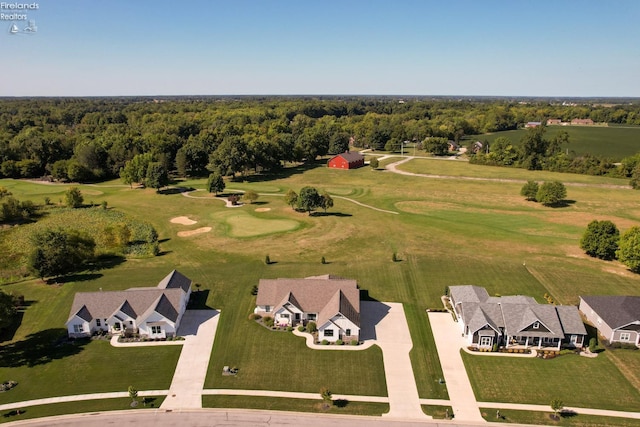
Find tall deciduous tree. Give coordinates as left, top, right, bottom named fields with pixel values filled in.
left=617, top=226, right=640, bottom=273
left=424, top=137, right=449, bottom=156
left=29, top=228, right=96, bottom=280
left=0, top=291, right=17, bottom=331
left=243, top=190, right=259, bottom=204
left=297, top=186, right=322, bottom=215
left=145, top=162, right=168, bottom=192
left=536, top=181, right=566, bottom=206
left=580, top=220, right=619, bottom=260
left=284, top=189, right=298, bottom=209
left=207, top=172, right=225, bottom=195
left=320, top=191, right=334, bottom=213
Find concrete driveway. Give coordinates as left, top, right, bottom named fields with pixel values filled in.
left=161, top=309, right=220, bottom=410
left=428, top=311, right=484, bottom=423
left=361, top=301, right=428, bottom=420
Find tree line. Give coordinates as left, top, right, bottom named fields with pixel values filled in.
left=2, top=97, right=640, bottom=184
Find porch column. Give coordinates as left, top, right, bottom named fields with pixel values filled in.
left=538, top=339, right=542, bottom=349
left=556, top=339, right=561, bottom=351
left=525, top=336, right=529, bottom=349
left=505, top=335, right=509, bottom=348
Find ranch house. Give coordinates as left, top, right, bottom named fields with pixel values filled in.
left=579, top=296, right=640, bottom=347
left=66, top=270, right=192, bottom=339
left=449, top=285, right=586, bottom=350
left=255, top=275, right=360, bottom=343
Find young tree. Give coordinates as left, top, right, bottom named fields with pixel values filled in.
left=580, top=220, right=619, bottom=260
left=617, top=226, right=640, bottom=273
left=284, top=189, right=298, bottom=209
left=520, top=180, right=539, bottom=201
left=128, top=385, right=138, bottom=404
left=536, top=181, right=566, bottom=206
left=550, top=399, right=564, bottom=420
left=369, top=157, right=379, bottom=169
left=207, top=172, right=225, bottom=195
left=65, top=187, right=84, bottom=208
left=145, top=162, right=169, bottom=192
left=243, top=190, right=259, bottom=204
left=320, top=386, right=332, bottom=407
left=0, top=186, right=11, bottom=198
left=320, top=191, right=333, bottom=213
left=297, top=186, right=322, bottom=215
left=120, top=153, right=153, bottom=187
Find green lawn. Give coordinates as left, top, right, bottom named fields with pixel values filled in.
left=0, top=397, right=164, bottom=424
left=480, top=407, right=640, bottom=427
left=463, top=351, right=640, bottom=411
left=202, top=395, right=389, bottom=416
left=2, top=156, right=640, bottom=418
left=0, top=340, right=181, bottom=404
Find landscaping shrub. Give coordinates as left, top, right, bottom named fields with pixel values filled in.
left=263, top=316, right=274, bottom=327
left=335, top=339, right=343, bottom=346
left=297, top=325, right=305, bottom=332
left=492, top=343, right=498, bottom=352
left=350, top=339, right=358, bottom=346
left=307, top=321, right=317, bottom=333
left=322, top=339, right=329, bottom=345
left=286, top=326, right=293, bottom=332
left=589, top=337, right=597, bottom=352
left=248, top=313, right=261, bottom=320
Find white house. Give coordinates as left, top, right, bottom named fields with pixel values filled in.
left=66, top=270, right=192, bottom=339
left=255, top=275, right=360, bottom=343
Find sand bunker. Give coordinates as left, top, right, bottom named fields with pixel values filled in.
left=254, top=208, right=271, bottom=212
left=170, top=216, right=197, bottom=225
left=177, top=227, right=211, bottom=237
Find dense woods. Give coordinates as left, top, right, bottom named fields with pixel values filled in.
left=1, top=96, right=640, bottom=183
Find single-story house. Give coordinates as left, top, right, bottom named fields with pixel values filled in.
left=327, top=152, right=365, bottom=169
left=255, top=275, right=360, bottom=343
left=449, top=285, right=586, bottom=350
left=448, top=140, right=460, bottom=152
left=470, top=141, right=484, bottom=154
left=579, top=296, right=640, bottom=347
left=525, top=121, right=542, bottom=128
left=66, top=270, right=192, bottom=339
left=571, top=118, right=594, bottom=125
left=546, top=119, right=562, bottom=125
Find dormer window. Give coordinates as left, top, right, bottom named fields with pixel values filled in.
left=533, top=321, right=540, bottom=329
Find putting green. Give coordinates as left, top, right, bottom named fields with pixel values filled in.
left=225, top=212, right=300, bottom=237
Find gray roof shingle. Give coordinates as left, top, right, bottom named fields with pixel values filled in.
left=580, top=296, right=640, bottom=329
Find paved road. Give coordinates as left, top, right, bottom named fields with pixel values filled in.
left=428, top=312, right=484, bottom=423
left=3, top=409, right=532, bottom=427
left=161, top=309, right=220, bottom=410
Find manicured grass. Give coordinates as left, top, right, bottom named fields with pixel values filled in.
left=397, top=157, right=630, bottom=185
left=0, top=340, right=180, bottom=404
left=462, top=351, right=640, bottom=411
left=422, top=404, right=453, bottom=419
left=468, top=125, right=640, bottom=161
left=480, top=407, right=640, bottom=427
left=202, top=395, right=389, bottom=416
left=0, top=397, right=165, bottom=424
left=223, top=211, right=301, bottom=237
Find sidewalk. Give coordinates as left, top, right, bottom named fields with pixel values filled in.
left=160, top=309, right=220, bottom=410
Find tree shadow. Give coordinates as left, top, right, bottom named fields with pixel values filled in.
left=560, top=410, right=577, bottom=418
left=311, top=212, right=352, bottom=217
left=3, top=409, right=26, bottom=418
left=158, top=186, right=195, bottom=195
left=49, top=273, right=103, bottom=285
left=546, top=200, right=576, bottom=208
left=158, top=238, right=171, bottom=244
left=0, top=328, right=88, bottom=367
left=333, top=399, right=349, bottom=408
left=156, top=250, right=173, bottom=257
left=141, top=397, right=158, bottom=408
left=250, top=201, right=269, bottom=206
left=241, top=160, right=325, bottom=183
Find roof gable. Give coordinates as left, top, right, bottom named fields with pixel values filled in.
left=333, top=152, right=364, bottom=163
left=157, top=269, right=192, bottom=293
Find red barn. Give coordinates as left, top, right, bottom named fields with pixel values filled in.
left=327, top=152, right=365, bottom=169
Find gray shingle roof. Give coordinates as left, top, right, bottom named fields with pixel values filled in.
left=256, top=276, right=360, bottom=327
left=334, top=152, right=364, bottom=163
left=450, top=285, right=490, bottom=304
left=556, top=306, right=588, bottom=335
left=580, top=296, right=640, bottom=329
left=157, top=270, right=192, bottom=293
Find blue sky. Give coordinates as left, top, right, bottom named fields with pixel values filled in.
left=2, top=0, right=639, bottom=97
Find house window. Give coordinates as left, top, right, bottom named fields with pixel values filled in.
left=129, top=321, right=133, bottom=325
left=532, top=321, right=540, bottom=329
left=324, top=329, right=334, bottom=337
left=281, top=313, right=289, bottom=319
left=480, top=336, right=492, bottom=347
left=96, top=319, right=101, bottom=327
left=620, top=332, right=631, bottom=342
left=113, top=322, right=121, bottom=331
left=265, top=305, right=271, bottom=312
left=73, top=324, right=84, bottom=333
left=346, top=329, right=351, bottom=336
left=151, top=325, right=162, bottom=334
left=307, top=313, right=316, bottom=321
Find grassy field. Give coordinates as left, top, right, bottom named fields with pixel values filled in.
left=0, top=397, right=165, bottom=424
left=202, top=395, right=389, bottom=416
left=462, top=351, right=640, bottom=411
left=467, top=125, right=640, bottom=161
left=2, top=156, right=640, bottom=416
left=480, top=407, right=640, bottom=427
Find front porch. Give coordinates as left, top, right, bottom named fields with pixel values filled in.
left=505, top=335, right=561, bottom=350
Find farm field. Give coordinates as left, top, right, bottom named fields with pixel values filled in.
left=467, top=125, right=640, bottom=161
left=1, top=157, right=640, bottom=414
